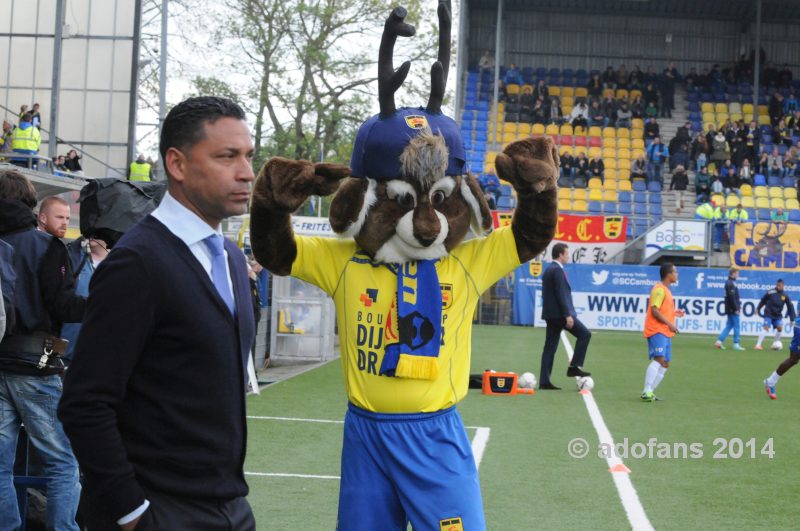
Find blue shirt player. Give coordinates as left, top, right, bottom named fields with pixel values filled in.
left=763, top=308, right=800, bottom=400
left=754, top=279, right=795, bottom=351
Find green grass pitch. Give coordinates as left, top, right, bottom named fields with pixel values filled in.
left=244, top=325, right=800, bottom=530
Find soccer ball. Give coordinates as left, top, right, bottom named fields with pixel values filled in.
left=577, top=376, right=595, bottom=391
left=518, top=372, right=537, bottom=389
left=771, top=340, right=783, bottom=351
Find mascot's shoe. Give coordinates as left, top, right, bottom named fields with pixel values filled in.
left=764, top=379, right=777, bottom=400
left=733, top=344, right=746, bottom=351
left=754, top=345, right=764, bottom=351
left=714, top=340, right=725, bottom=350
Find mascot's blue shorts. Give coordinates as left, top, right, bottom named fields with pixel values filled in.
left=337, top=403, right=485, bottom=531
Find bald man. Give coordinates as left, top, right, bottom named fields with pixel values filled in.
left=38, top=196, right=71, bottom=239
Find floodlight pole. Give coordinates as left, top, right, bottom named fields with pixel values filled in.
left=48, top=0, right=65, bottom=159
left=492, top=0, right=503, bottom=149
left=128, top=0, right=144, bottom=166
left=753, top=0, right=762, bottom=113
left=158, top=0, right=169, bottom=175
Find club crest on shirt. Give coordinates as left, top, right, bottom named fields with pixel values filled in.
left=360, top=288, right=379, bottom=307
left=440, top=517, right=464, bottom=531
left=441, top=283, right=453, bottom=310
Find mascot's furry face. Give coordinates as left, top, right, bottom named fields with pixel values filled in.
left=325, top=2, right=492, bottom=264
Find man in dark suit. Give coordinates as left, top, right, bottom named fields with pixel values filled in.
left=58, top=97, right=257, bottom=530
left=538, top=243, right=592, bottom=389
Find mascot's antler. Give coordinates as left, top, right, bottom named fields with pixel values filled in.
left=378, top=7, right=416, bottom=117
left=426, top=0, right=451, bottom=114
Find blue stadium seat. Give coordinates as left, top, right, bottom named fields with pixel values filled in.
left=476, top=101, right=490, bottom=112
left=757, top=209, right=771, bottom=221
left=647, top=181, right=662, bottom=193
left=783, top=177, right=795, bottom=188
left=548, top=67, right=560, bottom=77
left=618, top=203, right=632, bottom=215
left=633, top=192, right=648, bottom=204
left=476, top=110, right=489, bottom=121
left=588, top=201, right=602, bottom=213
left=745, top=208, right=756, bottom=219
left=461, top=110, right=475, bottom=122
left=618, top=191, right=631, bottom=203
left=602, top=202, right=617, bottom=214
left=634, top=220, right=649, bottom=237
left=633, top=203, right=648, bottom=216
left=790, top=210, right=800, bottom=223
left=754, top=174, right=766, bottom=186
left=632, top=180, right=647, bottom=192
left=650, top=204, right=662, bottom=217
left=768, top=176, right=782, bottom=188
left=558, top=176, right=573, bottom=188
left=498, top=184, right=513, bottom=197
left=649, top=193, right=662, bottom=205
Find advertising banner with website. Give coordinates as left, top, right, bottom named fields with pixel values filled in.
left=494, top=211, right=627, bottom=264
left=645, top=220, right=707, bottom=259
left=514, top=262, right=800, bottom=337
left=730, top=222, right=800, bottom=272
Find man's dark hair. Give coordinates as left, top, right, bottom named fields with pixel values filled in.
left=660, top=262, right=675, bottom=280
left=159, top=96, right=246, bottom=169
left=0, top=169, right=37, bottom=208
left=552, top=243, right=568, bottom=259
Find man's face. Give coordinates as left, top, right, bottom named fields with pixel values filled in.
left=731, top=270, right=739, bottom=280
left=39, top=203, right=70, bottom=238
left=669, top=267, right=678, bottom=283
left=776, top=281, right=784, bottom=292
left=559, top=248, right=569, bottom=264
left=168, top=117, right=255, bottom=228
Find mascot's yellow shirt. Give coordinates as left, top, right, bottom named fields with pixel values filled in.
left=291, top=225, right=520, bottom=413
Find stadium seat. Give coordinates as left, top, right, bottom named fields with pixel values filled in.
left=589, top=188, right=603, bottom=201
left=518, top=123, right=532, bottom=136
left=602, top=127, right=616, bottom=138
left=575, top=87, right=588, bottom=98
left=785, top=188, right=798, bottom=200
left=617, top=159, right=631, bottom=172
left=506, top=84, right=520, bottom=95
left=588, top=147, right=602, bottom=158
left=558, top=176, right=572, bottom=188
left=769, top=187, right=783, bottom=199
left=768, top=176, right=782, bottom=188
left=604, top=169, right=618, bottom=181
left=572, top=199, right=588, bottom=212
left=559, top=124, right=573, bottom=137
left=618, top=191, right=632, bottom=203
left=754, top=186, right=768, bottom=198
left=755, top=197, right=770, bottom=209
left=574, top=146, right=587, bottom=157
left=633, top=192, right=647, bottom=204
left=603, top=190, right=618, bottom=202
left=604, top=137, right=617, bottom=148
left=558, top=188, right=572, bottom=200
left=650, top=204, right=663, bottom=218
left=602, top=147, right=616, bottom=159
left=790, top=210, right=800, bottom=222
left=770, top=198, right=785, bottom=209
left=740, top=184, right=752, bottom=197
left=588, top=178, right=602, bottom=190
left=631, top=118, right=644, bottom=129
left=588, top=201, right=602, bottom=213
left=574, top=136, right=587, bottom=147
left=532, top=123, right=545, bottom=135
left=573, top=188, right=587, bottom=201
left=632, top=180, right=647, bottom=192
left=647, top=181, right=662, bottom=192
left=545, top=124, right=559, bottom=136
left=725, top=195, right=740, bottom=207
left=783, top=176, right=796, bottom=188
left=786, top=198, right=800, bottom=210
left=618, top=180, right=632, bottom=192
left=604, top=158, right=616, bottom=170
left=617, top=128, right=630, bottom=139
left=617, top=138, right=631, bottom=149
left=648, top=193, right=662, bottom=205
left=740, top=196, right=755, bottom=208
left=757, top=209, right=771, bottom=221
left=588, top=126, right=602, bottom=138
left=618, top=203, right=632, bottom=216
left=602, top=201, right=617, bottom=214
left=497, top=196, right=516, bottom=209
left=701, top=102, right=714, bottom=113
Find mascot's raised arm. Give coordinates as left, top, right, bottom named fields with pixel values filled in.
left=250, top=2, right=558, bottom=529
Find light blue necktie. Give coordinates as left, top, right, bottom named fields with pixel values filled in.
left=203, top=234, right=236, bottom=315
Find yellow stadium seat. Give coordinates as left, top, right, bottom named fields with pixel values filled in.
left=559, top=146, right=574, bottom=156
left=630, top=90, right=642, bottom=99
left=506, top=84, right=520, bottom=95
left=715, top=103, right=727, bottom=113
left=562, top=96, right=575, bottom=108
left=769, top=187, right=783, bottom=198
left=588, top=126, right=602, bottom=137
left=786, top=198, right=800, bottom=210
left=574, top=146, right=587, bottom=157
left=589, top=188, right=603, bottom=201
left=725, top=195, right=740, bottom=207
left=573, top=189, right=587, bottom=201
left=588, top=147, right=602, bottom=158
left=617, top=138, right=631, bottom=149
left=755, top=197, right=770, bottom=209
left=631, top=118, right=644, bottom=129
left=278, top=309, right=305, bottom=334
left=521, top=84, right=534, bottom=95
left=632, top=149, right=645, bottom=160
left=545, top=124, right=559, bottom=136
left=604, top=169, right=617, bottom=181
left=615, top=89, right=629, bottom=99
left=574, top=126, right=587, bottom=137
left=758, top=115, right=771, bottom=126
left=604, top=158, right=617, bottom=169
left=617, top=148, right=631, bottom=160
left=602, top=147, right=616, bottom=159
left=785, top=188, right=798, bottom=200
left=631, top=138, right=645, bottom=150
left=702, top=112, right=716, bottom=123
left=617, top=128, right=630, bottom=139
left=701, top=103, right=714, bottom=113
left=483, top=162, right=495, bottom=174
left=517, top=123, right=532, bottom=135
left=618, top=179, right=632, bottom=191
left=558, top=198, right=572, bottom=211
left=754, top=186, right=768, bottom=198
left=758, top=104, right=768, bottom=115
left=503, top=122, right=517, bottom=133
left=532, top=123, right=545, bottom=135
left=561, top=87, right=575, bottom=98
left=497, top=102, right=505, bottom=112
left=631, top=128, right=644, bottom=139
left=502, top=132, right=516, bottom=143
left=572, top=199, right=588, bottom=212
left=493, top=132, right=504, bottom=143
left=575, top=87, right=588, bottom=98
left=588, top=178, right=602, bottom=190
left=717, top=112, right=729, bottom=123
left=739, top=184, right=752, bottom=197
left=558, top=188, right=572, bottom=200
left=730, top=113, right=743, bottom=122
left=742, top=103, right=754, bottom=114
left=603, top=190, right=618, bottom=202
left=548, top=86, right=561, bottom=96
left=603, top=137, right=616, bottom=148
left=771, top=198, right=785, bottom=209
left=485, top=151, right=498, bottom=162
left=617, top=159, right=631, bottom=171
left=603, top=89, right=615, bottom=98
left=602, top=127, right=616, bottom=138
left=729, top=102, right=741, bottom=114
left=711, top=193, right=725, bottom=205
left=562, top=105, right=573, bottom=116
left=744, top=114, right=754, bottom=122
left=740, top=196, right=755, bottom=208
left=560, top=124, right=574, bottom=136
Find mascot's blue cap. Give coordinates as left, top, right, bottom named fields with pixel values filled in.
left=350, top=107, right=466, bottom=180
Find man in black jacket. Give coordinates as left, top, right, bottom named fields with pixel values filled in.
left=0, top=169, right=86, bottom=531
left=537, top=243, right=592, bottom=390
left=58, top=97, right=256, bottom=530
left=715, top=267, right=745, bottom=351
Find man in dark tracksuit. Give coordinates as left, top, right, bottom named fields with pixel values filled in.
left=715, top=267, right=745, bottom=350
left=755, top=279, right=796, bottom=350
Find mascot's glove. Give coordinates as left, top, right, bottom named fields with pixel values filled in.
left=253, top=157, right=351, bottom=213
left=494, top=136, right=560, bottom=196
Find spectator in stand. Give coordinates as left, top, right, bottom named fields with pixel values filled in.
left=479, top=173, right=501, bottom=202
left=695, top=166, right=711, bottom=203
left=775, top=118, right=793, bottom=148
left=691, top=132, right=709, bottom=172
left=643, top=82, right=658, bottom=109
left=628, top=65, right=643, bottom=90
left=710, top=167, right=724, bottom=195
left=10, top=112, right=41, bottom=169
left=710, top=131, right=730, bottom=168
left=533, top=79, right=550, bottom=102
left=588, top=100, right=606, bottom=127
left=589, top=154, right=604, bottom=183
left=497, top=79, right=506, bottom=102
left=630, top=95, right=644, bottom=119
left=531, top=99, right=546, bottom=124
left=788, top=110, right=800, bottom=134
left=644, top=118, right=660, bottom=143
left=685, top=67, right=699, bottom=91
left=739, top=158, right=753, bottom=186
left=483, top=190, right=496, bottom=210
left=769, top=92, right=785, bottom=127
left=659, top=65, right=677, bottom=118
left=569, top=100, right=589, bottom=129
left=616, top=102, right=632, bottom=129
left=644, top=100, right=658, bottom=120
left=586, top=73, right=603, bottom=98
left=741, top=120, right=761, bottom=162
left=771, top=207, right=789, bottom=232
left=504, top=63, right=523, bottom=86
left=38, top=196, right=71, bottom=239
left=646, top=136, right=668, bottom=186
left=784, top=150, right=797, bottom=178
left=574, top=152, right=590, bottom=183
left=64, top=149, right=82, bottom=174
left=720, top=159, right=737, bottom=178
left=630, top=154, right=647, bottom=180
left=669, top=140, right=690, bottom=171
left=601, top=94, right=617, bottom=125
left=0, top=120, right=14, bottom=153
left=670, top=163, right=689, bottom=213
left=478, top=50, right=493, bottom=73
left=756, top=151, right=770, bottom=175
left=616, top=64, right=629, bottom=90
left=779, top=64, right=794, bottom=88
left=18, top=104, right=28, bottom=120
left=767, top=146, right=783, bottom=176
left=30, top=103, right=42, bottom=130
left=128, top=153, right=153, bottom=182
left=519, top=85, right=535, bottom=116
left=54, top=155, right=68, bottom=174
left=548, top=97, right=562, bottom=125
left=785, top=90, right=799, bottom=116
left=560, top=151, right=574, bottom=182
left=602, top=65, right=616, bottom=89
left=643, top=65, right=658, bottom=86
left=723, top=166, right=741, bottom=196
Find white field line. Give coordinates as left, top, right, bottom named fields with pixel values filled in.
left=560, top=332, right=655, bottom=531
left=245, top=415, right=491, bottom=476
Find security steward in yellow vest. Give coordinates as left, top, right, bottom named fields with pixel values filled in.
left=725, top=203, right=749, bottom=222
left=695, top=199, right=722, bottom=221
left=11, top=112, right=41, bottom=168
left=128, top=155, right=152, bottom=182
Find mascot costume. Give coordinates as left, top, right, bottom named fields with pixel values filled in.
left=250, top=2, right=559, bottom=529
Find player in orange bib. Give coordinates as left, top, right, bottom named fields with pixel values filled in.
left=642, top=263, right=685, bottom=402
